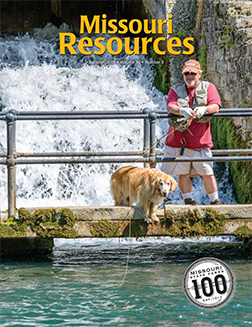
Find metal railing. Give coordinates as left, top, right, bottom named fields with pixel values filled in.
left=1, top=108, right=252, bottom=215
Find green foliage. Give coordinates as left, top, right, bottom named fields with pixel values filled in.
left=211, top=118, right=252, bottom=203
left=174, top=29, right=187, bottom=39
left=198, top=45, right=208, bottom=80
left=240, top=100, right=252, bottom=108
left=148, top=47, right=170, bottom=95
left=221, top=24, right=238, bottom=48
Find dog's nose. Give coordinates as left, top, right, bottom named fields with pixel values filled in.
left=163, top=191, right=167, bottom=197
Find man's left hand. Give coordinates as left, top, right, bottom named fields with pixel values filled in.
left=194, top=106, right=208, bottom=118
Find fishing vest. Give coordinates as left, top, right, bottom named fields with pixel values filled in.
left=172, top=81, right=211, bottom=124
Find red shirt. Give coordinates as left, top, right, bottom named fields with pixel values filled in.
left=165, top=83, right=221, bottom=149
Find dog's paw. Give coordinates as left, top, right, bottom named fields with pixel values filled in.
left=150, top=214, right=160, bottom=223
left=144, top=215, right=151, bottom=224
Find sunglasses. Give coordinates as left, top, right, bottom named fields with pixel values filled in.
left=184, top=72, right=197, bottom=76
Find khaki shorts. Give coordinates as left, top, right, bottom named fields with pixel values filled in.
left=161, top=146, right=214, bottom=177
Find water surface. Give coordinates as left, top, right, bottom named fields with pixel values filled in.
left=1, top=237, right=251, bottom=326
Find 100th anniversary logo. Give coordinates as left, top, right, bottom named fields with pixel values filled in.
left=183, top=257, right=234, bottom=309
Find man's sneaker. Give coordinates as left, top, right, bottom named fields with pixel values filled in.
left=210, top=199, right=222, bottom=205
left=184, top=198, right=196, bottom=205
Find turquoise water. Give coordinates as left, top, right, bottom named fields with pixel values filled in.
left=0, top=238, right=252, bottom=326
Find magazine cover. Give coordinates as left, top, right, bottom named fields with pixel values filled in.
left=0, top=0, right=251, bottom=326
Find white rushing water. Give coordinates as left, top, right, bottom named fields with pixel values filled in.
left=54, top=235, right=241, bottom=250
left=0, top=24, right=237, bottom=209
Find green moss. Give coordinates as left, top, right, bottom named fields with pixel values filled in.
left=165, top=210, right=177, bottom=223
left=0, top=217, right=28, bottom=237
left=211, top=118, right=252, bottom=203
left=121, top=221, right=145, bottom=238
left=90, top=219, right=120, bottom=238
left=19, top=208, right=31, bottom=222
left=1, top=208, right=79, bottom=238
left=234, top=225, right=251, bottom=241
left=32, top=209, right=56, bottom=225
left=164, top=208, right=225, bottom=238
left=31, top=208, right=78, bottom=238
left=0, top=223, right=17, bottom=237
left=33, top=223, right=79, bottom=238
left=58, top=208, right=75, bottom=228
left=148, top=47, right=170, bottom=95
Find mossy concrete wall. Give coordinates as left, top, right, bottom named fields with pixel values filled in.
left=1, top=205, right=251, bottom=239
left=1, top=205, right=251, bottom=255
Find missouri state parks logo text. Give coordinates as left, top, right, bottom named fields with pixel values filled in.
left=183, top=257, right=234, bottom=309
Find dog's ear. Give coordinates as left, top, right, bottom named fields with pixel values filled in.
left=170, top=177, right=177, bottom=191
left=154, top=177, right=161, bottom=190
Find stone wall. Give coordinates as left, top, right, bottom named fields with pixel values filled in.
left=199, top=0, right=252, bottom=145
left=142, top=0, right=198, bottom=85
left=198, top=0, right=252, bottom=204
left=141, top=0, right=252, bottom=203
left=142, top=0, right=252, bottom=146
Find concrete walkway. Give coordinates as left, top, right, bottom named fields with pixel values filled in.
left=21, top=204, right=252, bottom=238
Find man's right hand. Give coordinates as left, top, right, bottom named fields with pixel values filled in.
left=179, top=107, right=194, bottom=119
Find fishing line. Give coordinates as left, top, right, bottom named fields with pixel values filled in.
left=117, top=126, right=175, bottom=287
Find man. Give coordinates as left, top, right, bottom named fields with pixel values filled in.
left=161, top=59, right=221, bottom=205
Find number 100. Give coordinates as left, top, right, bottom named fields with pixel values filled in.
left=192, top=274, right=227, bottom=299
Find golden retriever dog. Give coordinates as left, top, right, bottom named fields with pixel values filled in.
left=111, top=166, right=177, bottom=224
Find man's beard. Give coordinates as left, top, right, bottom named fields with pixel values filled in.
left=185, top=79, right=196, bottom=88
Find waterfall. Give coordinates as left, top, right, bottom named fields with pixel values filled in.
left=0, top=24, right=237, bottom=209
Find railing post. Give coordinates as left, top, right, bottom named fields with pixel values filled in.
left=143, top=108, right=150, bottom=168
left=6, top=110, right=16, bottom=217
left=148, top=111, right=157, bottom=168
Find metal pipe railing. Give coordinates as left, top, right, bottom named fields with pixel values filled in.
left=149, top=111, right=157, bottom=168
left=0, top=108, right=251, bottom=216
left=1, top=108, right=251, bottom=116
left=6, top=112, right=16, bottom=214
left=15, top=151, right=146, bottom=158
left=0, top=149, right=251, bottom=158
left=7, top=114, right=149, bottom=120
left=158, top=156, right=252, bottom=163
left=0, top=109, right=251, bottom=121
left=143, top=108, right=150, bottom=168
left=13, top=156, right=252, bottom=165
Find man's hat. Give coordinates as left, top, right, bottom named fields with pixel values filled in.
left=182, top=60, right=201, bottom=74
